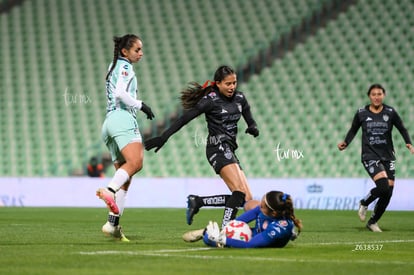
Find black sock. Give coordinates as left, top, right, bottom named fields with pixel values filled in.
left=370, top=185, right=393, bottom=224
left=362, top=178, right=389, bottom=206
left=370, top=178, right=390, bottom=197
left=361, top=193, right=376, bottom=206
left=221, top=191, right=245, bottom=228
left=197, top=195, right=230, bottom=207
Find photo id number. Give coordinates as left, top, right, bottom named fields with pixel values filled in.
left=352, top=244, right=383, bottom=251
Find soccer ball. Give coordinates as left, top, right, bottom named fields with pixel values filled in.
left=223, top=220, right=252, bottom=242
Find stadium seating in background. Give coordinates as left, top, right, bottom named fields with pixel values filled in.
left=0, top=0, right=412, bottom=178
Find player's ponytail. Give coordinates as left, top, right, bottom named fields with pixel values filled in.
left=105, top=34, right=141, bottom=80
left=105, top=37, right=122, bottom=80
left=180, top=65, right=236, bottom=110
left=180, top=82, right=213, bottom=110
left=283, top=194, right=303, bottom=235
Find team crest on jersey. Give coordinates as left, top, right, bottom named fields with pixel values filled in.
left=278, top=220, right=288, bottom=227
left=121, top=70, right=129, bottom=77
left=224, top=146, right=233, bottom=159
left=268, top=230, right=277, bottom=237
left=383, top=114, right=389, bottom=122
left=207, top=92, right=216, bottom=98
left=236, top=103, right=242, bottom=113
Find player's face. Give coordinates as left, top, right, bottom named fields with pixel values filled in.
left=122, top=39, right=143, bottom=63
left=216, top=74, right=237, bottom=98
left=368, top=88, right=385, bottom=108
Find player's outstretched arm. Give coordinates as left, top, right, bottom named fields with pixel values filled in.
left=144, top=136, right=166, bottom=152
left=144, top=108, right=202, bottom=153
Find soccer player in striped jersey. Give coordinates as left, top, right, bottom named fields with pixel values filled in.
left=97, top=34, right=154, bottom=241
left=145, top=65, right=259, bottom=228
left=338, top=84, right=414, bottom=232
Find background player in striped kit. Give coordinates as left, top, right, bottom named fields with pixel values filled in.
left=145, top=65, right=259, bottom=228
left=97, top=34, right=154, bottom=241
left=338, top=83, right=414, bottom=232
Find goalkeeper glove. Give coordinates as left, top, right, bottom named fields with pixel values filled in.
left=206, top=221, right=226, bottom=248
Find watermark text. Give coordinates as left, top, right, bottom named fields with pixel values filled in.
left=62, top=87, right=92, bottom=106
left=274, top=142, right=304, bottom=161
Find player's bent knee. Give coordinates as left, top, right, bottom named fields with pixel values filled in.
left=375, top=177, right=391, bottom=198
left=124, top=159, right=143, bottom=175
left=133, top=160, right=143, bottom=173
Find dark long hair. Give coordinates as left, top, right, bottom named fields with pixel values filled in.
left=265, top=191, right=303, bottom=234
left=105, top=34, right=141, bottom=80
left=367, top=83, right=386, bottom=96
left=180, top=65, right=236, bottom=110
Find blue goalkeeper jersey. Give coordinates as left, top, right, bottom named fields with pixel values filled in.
left=106, top=57, right=139, bottom=118
left=204, top=206, right=295, bottom=248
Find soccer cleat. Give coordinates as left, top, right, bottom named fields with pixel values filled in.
left=358, top=203, right=368, bottom=222
left=96, top=188, right=119, bottom=214
left=102, top=221, right=116, bottom=236
left=186, top=195, right=201, bottom=225
left=102, top=222, right=130, bottom=242
left=113, top=225, right=130, bottom=242
left=182, top=228, right=205, bottom=242
left=366, top=222, right=382, bottom=232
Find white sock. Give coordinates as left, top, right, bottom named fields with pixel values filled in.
left=107, top=168, right=129, bottom=191
left=116, top=189, right=128, bottom=216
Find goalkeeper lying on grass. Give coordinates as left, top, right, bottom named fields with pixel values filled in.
left=183, top=191, right=302, bottom=248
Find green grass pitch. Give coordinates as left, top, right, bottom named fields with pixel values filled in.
left=0, top=207, right=413, bottom=274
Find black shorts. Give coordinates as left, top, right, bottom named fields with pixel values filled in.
left=206, top=142, right=242, bottom=174
left=362, top=160, right=396, bottom=180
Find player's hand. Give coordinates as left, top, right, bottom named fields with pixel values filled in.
left=290, top=229, right=299, bottom=241
left=407, top=144, right=414, bottom=154
left=245, top=125, right=259, bottom=138
left=144, top=136, right=167, bottom=152
left=140, top=102, right=155, bottom=120
left=206, top=221, right=226, bottom=247
left=337, top=141, right=347, bottom=151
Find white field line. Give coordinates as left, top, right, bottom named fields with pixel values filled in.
left=78, top=240, right=414, bottom=265
left=300, top=239, right=414, bottom=246
left=79, top=251, right=413, bottom=265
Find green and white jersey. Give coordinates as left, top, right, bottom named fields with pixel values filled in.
left=106, top=57, right=140, bottom=118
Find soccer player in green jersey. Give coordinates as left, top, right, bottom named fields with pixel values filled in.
left=97, top=34, right=154, bottom=241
